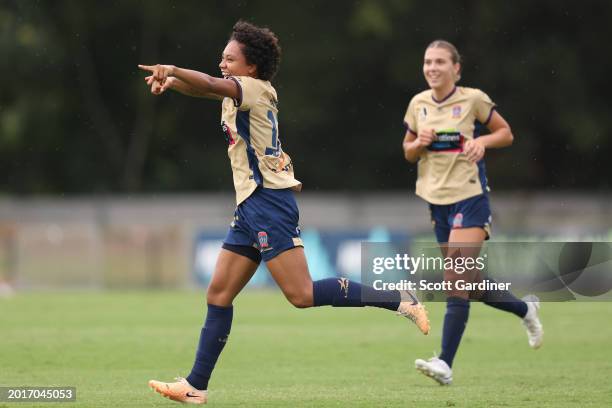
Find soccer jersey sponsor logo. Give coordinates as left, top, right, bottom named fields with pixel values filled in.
left=428, top=130, right=464, bottom=152
left=452, top=213, right=464, bottom=228
left=258, top=231, right=269, bottom=248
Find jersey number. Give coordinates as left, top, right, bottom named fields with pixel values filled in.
left=264, top=110, right=280, bottom=157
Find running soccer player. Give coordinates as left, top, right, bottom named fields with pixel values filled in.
left=402, top=40, right=543, bottom=385
left=139, top=21, right=429, bottom=404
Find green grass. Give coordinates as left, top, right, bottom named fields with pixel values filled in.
left=1, top=291, right=611, bottom=407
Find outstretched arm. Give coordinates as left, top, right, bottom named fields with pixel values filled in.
left=143, top=75, right=223, bottom=100
left=138, top=64, right=240, bottom=100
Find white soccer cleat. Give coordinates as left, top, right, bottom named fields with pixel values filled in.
left=396, top=290, right=430, bottom=335
left=415, top=356, right=452, bottom=385
left=148, top=377, right=208, bottom=404
left=521, top=295, right=543, bottom=349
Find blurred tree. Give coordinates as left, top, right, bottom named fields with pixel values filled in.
left=0, top=0, right=610, bottom=194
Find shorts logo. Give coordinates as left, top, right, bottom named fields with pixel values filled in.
left=452, top=213, right=464, bottom=228
left=452, top=105, right=462, bottom=118
left=258, top=231, right=269, bottom=248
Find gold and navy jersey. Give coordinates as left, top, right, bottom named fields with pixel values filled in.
left=221, top=76, right=302, bottom=205
left=404, top=86, right=496, bottom=205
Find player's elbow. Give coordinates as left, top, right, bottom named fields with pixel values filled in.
left=405, top=153, right=418, bottom=163
left=404, top=150, right=419, bottom=163
left=402, top=142, right=417, bottom=163
left=504, top=127, right=514, bottom=146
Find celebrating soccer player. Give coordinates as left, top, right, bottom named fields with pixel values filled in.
left=139, top=21, right=429, bottom=404
left=402, top=40, right=544, bottom=385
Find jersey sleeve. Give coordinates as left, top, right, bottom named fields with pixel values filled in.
left=230, top=76, right=265, bottom=111
left=474, top=90, right=497, bottom=125
left=403, top=97, right=418, bottom=135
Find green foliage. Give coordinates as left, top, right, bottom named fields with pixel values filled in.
left=0, top=0, right=610, bottom=193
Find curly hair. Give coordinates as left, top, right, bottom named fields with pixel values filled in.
left=230, top=21, right=281, bottom=81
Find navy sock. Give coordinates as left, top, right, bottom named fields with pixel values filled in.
left=480, top=281, right=528, bottom=318
left=186, top=304, right=233, bottom=390
left=439, top=297, right=470, bottom=368
left=312, top=277, right=400, bottom=311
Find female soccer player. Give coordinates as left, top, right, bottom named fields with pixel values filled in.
left=402, top=40, right=543, bottom=385
left=139, top=21, right=429, bottom=404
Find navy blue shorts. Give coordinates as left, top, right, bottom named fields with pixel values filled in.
left=429, top=194, right=492, bottom=243
left=223, top=187, right=303, bottom=262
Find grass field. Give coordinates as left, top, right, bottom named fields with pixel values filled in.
left=1, top=290, right=611, bottom=407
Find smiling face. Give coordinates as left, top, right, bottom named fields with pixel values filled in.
left=219, top=40, right=257, bottom=78
left=423, top=46, right=460, bottom=92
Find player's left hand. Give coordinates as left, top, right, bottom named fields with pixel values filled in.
left=138, top=64, right=176, bottom=84
left=463, top=139, right=485, bottom=163
left=145, top=75, right=175, bottom=95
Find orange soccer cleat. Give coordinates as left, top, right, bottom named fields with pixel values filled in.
left=148, top=377, right=208, bottom=405
left=396, top=290, right=430, bottom=335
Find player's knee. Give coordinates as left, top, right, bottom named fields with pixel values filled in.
left=446, top=290, right=469, bottom=300
left=444, top=267, right=477, bottom=300
left=285, top=291, right=313, bottom=309
left=206, top=283, right=220, bottom=298
left=206, top=284, right=231, bottom=306
left=445, top=283, right=469, bottom=300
